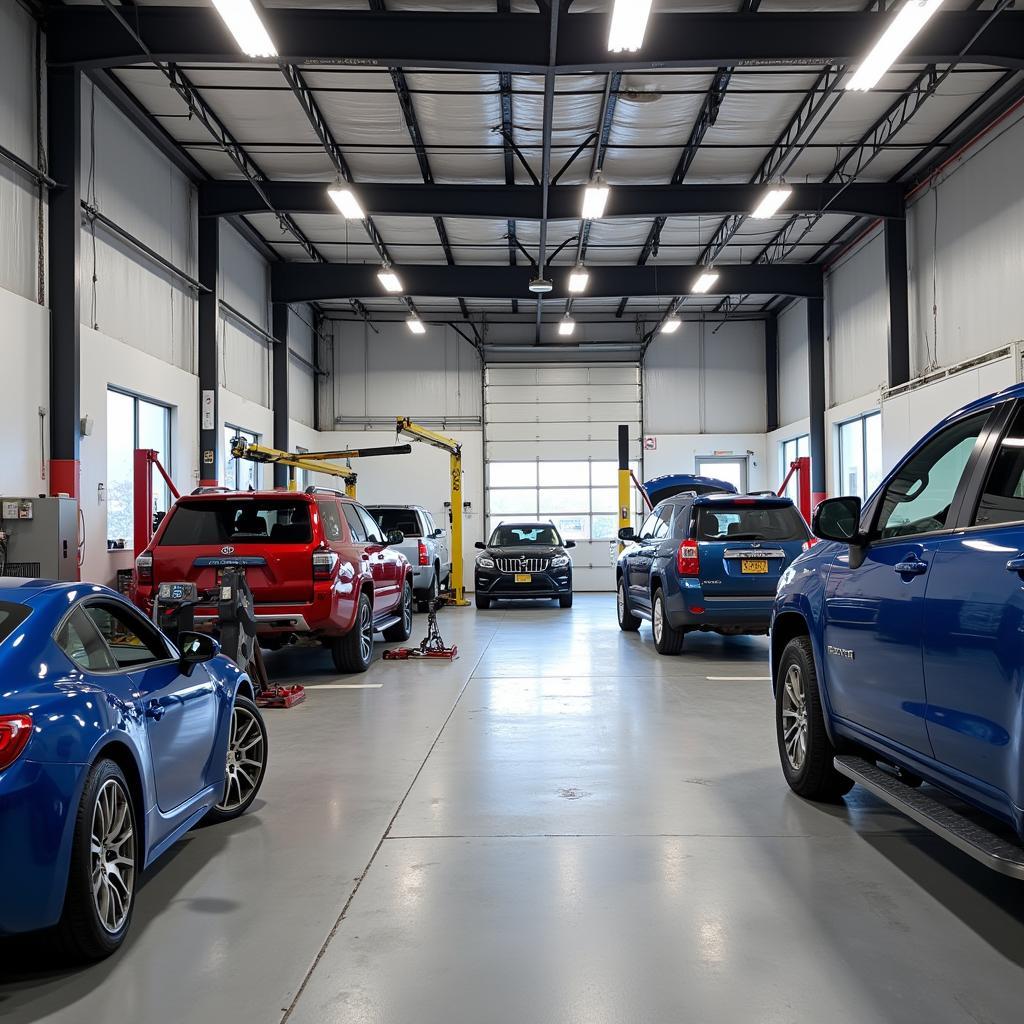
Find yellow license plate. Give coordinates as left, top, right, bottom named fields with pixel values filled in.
left=514, top=573, right=532, bottom=584
left=741, top=559, right=769, bottom=574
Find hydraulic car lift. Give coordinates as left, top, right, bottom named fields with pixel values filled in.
left=395, top=417, right=469, bottom=606
left=777, top=455, right=812, bottom=524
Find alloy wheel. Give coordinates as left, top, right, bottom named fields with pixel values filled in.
left=653, top=596, right=663, bottom=642
left=218, top=703, right=266, bottom=813
left=90, top=779, right=135, bottom=934
left=781, top=663, right=808, bottom=771
left=404, top=585, right=413, bottom=630
left=359, top=600, right=373, bottom=663
left=617, top=582, right=625, bottom=621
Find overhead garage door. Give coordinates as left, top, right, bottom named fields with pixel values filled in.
left=484, top=364, right=643, bottom=591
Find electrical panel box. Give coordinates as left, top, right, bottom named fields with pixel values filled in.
left=0, top=497, right=79, bottom=581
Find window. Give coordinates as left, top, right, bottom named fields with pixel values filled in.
left=489, top=524, right=562, bottom=546
left=83, top=602, right=171, bottom=668
left=56, top=607, right=117, bottom=672
left=695, top=457, right=746, bottom=493
left=371, top=508, right=423, bottom=537
left=107, top=389, right=172, bottom=548
left=0, top=603, right=30, bottom=646
left=159, top=499, right=312, bottom=545
left=973, top=407, right=1024, bottom=528
left=317, top=499, right=344, bottom=542
left=356, top=506, right=385, bottom=544
left=225, top=426, right=260, bottom=491
left=342, top=503, right=366, bottom=542
left=780, top=434, right=810, bottom=502
left=876, top=412, right=987, bottom=540
left=486, top=460, right=642, bottom=542
left=837, top=412, right=883, bottom=501
left=696, top=504, right=808, bottom=542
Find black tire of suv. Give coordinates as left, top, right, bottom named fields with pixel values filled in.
left=384, top=580, right=414, bottom=642
left=475, top=593, right=491, bottom=610
left=652, top=588, right=684, bottom=655
left=417, top=571, right=439, bottom=614
left=54, top=759, right=137, bottom=962
left=617, top=576, right=641, bottom=631
left=775, top=636, right=854, bottom=801
left=559, top=592, right=573, bottom=608
left=332, top=591, right=373, bottom=673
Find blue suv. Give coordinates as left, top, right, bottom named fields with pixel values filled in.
left=773, top=386, right=1024, bottom=872
left=616, top=492, right=809, bottom=654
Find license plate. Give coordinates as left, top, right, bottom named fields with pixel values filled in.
left=741, top=559, right=769, bottom=575
left=514, top=573, right=532, bottom=584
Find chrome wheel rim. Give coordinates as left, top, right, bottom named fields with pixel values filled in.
left=653, top=596, right=663, bottom=642
left=90, top=778, right=135, bottom=934
left=617, top=582, right=625, bottom=621
left=781, top=663, right=808, bottom=771
left=359, top=600, right=373, bottom=662
left=219, top=703, right=265, bottom=812
left=403, top=585, right=413, bottom=630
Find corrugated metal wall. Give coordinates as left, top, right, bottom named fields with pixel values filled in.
left=777, top=299, right=809, bottom=426
left=219, top=220, right=270, bottom=405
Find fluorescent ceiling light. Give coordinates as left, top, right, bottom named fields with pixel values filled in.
left=660, top=316, right=682, bottom=334
left=377, top=267, right=403, bottom=293
left=406, top=316, right=426, bottom=335
left=691, top=270, right=720, bottom=295
left=327, top=183, right=364, bottom=219
left=211, top=0, right=277, bottom=58
left=581, top=181, right=610, bottom=220
left=568, top=267, right=590, bottom=294
left=558, top=315, right=576, bottom=337
left=607, top=0, right=654, bottom=53
left=751, top=186, right=794, bottom=220
left=845, top=0, right=945, bottom=92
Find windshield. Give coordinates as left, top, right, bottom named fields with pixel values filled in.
left=489, top=525, right=562, bottom=547
left=370, top=508, right=422, bottom=537
left=696, top=505, right=807, bottom=542
left=0, top=602, right=30, bottom=645
left=159, top=500, right=313, bottom=546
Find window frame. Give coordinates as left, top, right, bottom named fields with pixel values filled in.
left=225, top=424, right=261, bottom=491
left=836, top=410, right=882, bottom=502
left=779, top=433, right=809, bottom=502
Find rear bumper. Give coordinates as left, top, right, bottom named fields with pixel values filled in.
left=664, top=579, right=774, bottom=632
left=476, top=567, right=572, bottom=598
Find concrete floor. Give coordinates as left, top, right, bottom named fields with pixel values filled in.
left=3, top=594, right=1024, bottom=1023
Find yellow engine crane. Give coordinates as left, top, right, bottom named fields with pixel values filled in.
left=229, top=437, right=411, bottom=499
left=395, top=417, right=469, bottom=606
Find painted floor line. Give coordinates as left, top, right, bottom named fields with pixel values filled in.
left=308, top=683, right=384, bottom=690
left=706, top=675, right=771, bottom=681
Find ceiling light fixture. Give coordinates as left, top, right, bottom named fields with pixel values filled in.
left=607, top=0, right=654, bottom=53
left=845, top=0, right=946, bottom=92
left=406, top=316, right=426, bottom=335
left=568, top=266, right=590, bottom=294
left=327, top=180, right=364, bottom=219
left=529, top=277, right=554, bottom=294
left=558, top=315, right=576, bottom=337
left=691, top=269, right=720, bottom=295
left=377, top=265, right=403, bottom=293
left=660, top=316, right=682, bottom=334
left=581, top=176, right=610, bottom=220
left=211, top=0, right=277, bottom=58
left=751, top=185, right=794, bottom=220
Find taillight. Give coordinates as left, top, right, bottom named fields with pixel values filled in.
left=676, top=541, right=700, bottom=577
left=418, top=540, right=429, bottom=566
left=0, top=714, right=33, bottom=771
left=136, top=553, right=153, bottom=584
left=313, top=549, right=339, bottom=581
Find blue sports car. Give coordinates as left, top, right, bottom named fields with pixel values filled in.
left=0, top=579, right=267, bottom=959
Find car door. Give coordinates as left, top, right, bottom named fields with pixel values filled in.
left=822, top=409, right=991, bottom=756
left=920, top=401, right=1023, bottom=799
left=357, top=503, right=401, bottom=613
left=425, top=510, right=449, bottom=575
left=83, top=600, right=220, bottom=812
left=629, top=506, right=672, bottom=610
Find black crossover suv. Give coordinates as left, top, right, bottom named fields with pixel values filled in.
left=474, top=522, right=575, bottom=609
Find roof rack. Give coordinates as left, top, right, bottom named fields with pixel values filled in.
left=191, top=486, right=234, bottom=495
left=304, top=485, right=349, bottom=499
left=747, top=490, right=782, bottom=497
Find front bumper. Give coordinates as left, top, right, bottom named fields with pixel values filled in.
left=665, top=579, right=774, bottom=632
left=475, top=566, right=572, bottom=598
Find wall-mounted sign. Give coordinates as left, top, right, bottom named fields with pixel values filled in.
left=643, top=435, right=657, bottom=451
left=201, top=389, right=216, bottom=431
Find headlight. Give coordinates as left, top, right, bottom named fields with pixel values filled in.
left=477, top=556, right=495, bottom=569
left=550, top=554, right=570, bottom=568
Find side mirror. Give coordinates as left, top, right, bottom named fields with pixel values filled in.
left=386, top=530, right=405, bottom=545
left=475, top=541, right=487, bottom=550
left=433, top=528, right=445, bottom=538
left=564, top=539, right=576, bottom=548
left=812, top=496, right=863, bottom=544
left=178, top=631, right=220, bottom=675
left=617, top=527, right=635, bottom=541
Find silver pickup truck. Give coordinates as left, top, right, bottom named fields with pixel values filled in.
left=365, top=504, right=452, bottom=611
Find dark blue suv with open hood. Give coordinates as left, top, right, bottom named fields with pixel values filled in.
left=616, top=492, right=809, bottom=654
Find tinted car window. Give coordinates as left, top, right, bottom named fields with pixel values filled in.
left=637, top=513, right=660, bottom=540
left=973, top=407, right=1024, bottom=527
left=672, top=505, right=692, bottom=538
left=697, top=504, right=807, bottom=541
left=56, top=607, right=117, bottom=672
left=371, top=508, right=422, bottom=537
left=490, top=525, right=562, bottom=546
left=160, top=500, right=312, bottom=545
left=342, top=503, right=366, bottom=542
left=652, top=507, right=672, bottom=539
left=0, top=602, right=30, bottom=646
left=317, top=499, right=344, bottom=542
left=876, top=412, right=987, bottom=539
left=84, top=602, right=171, bottom=668
left=357, top=506, right=385, bottom=544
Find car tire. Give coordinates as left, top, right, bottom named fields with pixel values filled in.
left=417, top=571, right=439, bottom=614
left=204, top=696, right=268, bottom=825
left=55, top=759, right=137, bottom=961
left=384, top=580, right=414, bottom=642
left=776, top=636, right=854, bottom=801
left=332, top=591, right=374, bottom=673
left=559, top=592, right=573, bottom=609
left=652, top=588, right=684, bottom=655
left=475, top=593, right=491, bottom=610
left=617, top=577, right=641, bottom=632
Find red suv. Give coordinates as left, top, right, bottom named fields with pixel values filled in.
left=131, top=488, right=414, bottom=673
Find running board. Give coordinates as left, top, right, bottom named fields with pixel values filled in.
left=834, top=755, right=1024, bottom=880
left=373, top=614, right=402, bottom=634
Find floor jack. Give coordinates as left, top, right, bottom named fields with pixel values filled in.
left=383, top=596, right=458, bottom=661
left=153, top=571, right=306, bottom=708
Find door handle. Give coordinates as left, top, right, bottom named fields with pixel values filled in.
left=894, top=558, right=927, bottom=576
left=1005, top=556, right=1024, bottom=574
left=145, top=699, right=165, bottom=721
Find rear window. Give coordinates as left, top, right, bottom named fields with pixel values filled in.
left=0, top=602, right=30, bottom=645
left=370, top=508, right=422, bottom=537
left=696, top=504, right=807, bottom=542
left=159, top=500, right=313, bottom=546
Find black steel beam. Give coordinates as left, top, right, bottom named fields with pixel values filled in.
left=198, top=217, right=220, bottom=486
left=807, top=297, right=826, bottom=502
left=272, top=303, right=289, bottom=488
left=765, top=313, right=779, bottom=434
left=47, top=66, right=81, bottom=499
left=884, top=219, right=911, bottom=389
left=198, top=180, right=904, bottom=221
left=48, top=9, right=1024, bottom=73
left=272, top=262, right=822, bottom=303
